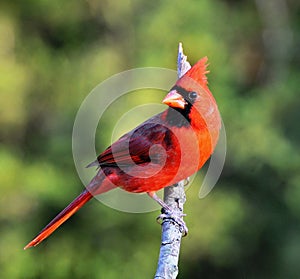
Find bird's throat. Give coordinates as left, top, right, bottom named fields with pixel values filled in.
left=165, top=106, right=192, bottom=127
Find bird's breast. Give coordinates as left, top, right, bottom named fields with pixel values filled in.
left=107, top=124, right=215, bottom=193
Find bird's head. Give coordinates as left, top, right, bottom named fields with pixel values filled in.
left=163, top=57, right=215, bottom=110
left=162, top=57, right=221, bottom=144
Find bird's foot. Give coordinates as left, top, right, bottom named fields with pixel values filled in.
left=183, top=177, right=190, bottom=186
left=156, top=208, right=188, bottom=236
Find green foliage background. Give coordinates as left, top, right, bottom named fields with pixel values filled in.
left=1, top=0, right=299, bottom=278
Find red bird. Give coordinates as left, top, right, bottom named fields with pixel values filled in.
left=24, top=57, right=221, bottom=249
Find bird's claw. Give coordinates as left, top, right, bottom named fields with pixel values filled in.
left=184, top=177, right=190, bottom=186
left=156, top=209, right=188, bottom=236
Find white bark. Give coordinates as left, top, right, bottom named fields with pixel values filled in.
left=154, top=43, right=191, bottom=279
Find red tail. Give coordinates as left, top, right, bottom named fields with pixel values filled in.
left=24, top=189, right=93, bottom=249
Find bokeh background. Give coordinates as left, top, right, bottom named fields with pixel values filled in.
left=1, top=0, right=299, bottom=278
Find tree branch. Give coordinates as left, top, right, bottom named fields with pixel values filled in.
left=154, top=43, right=191, bottom=279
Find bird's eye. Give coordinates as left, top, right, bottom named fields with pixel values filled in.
left=188, top=91, right=197, bottom=100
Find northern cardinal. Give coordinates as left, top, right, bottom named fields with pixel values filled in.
left=24, top=57, right=221, bottom=249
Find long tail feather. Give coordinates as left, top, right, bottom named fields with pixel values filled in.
left=24, top=189, right=93, bottom=249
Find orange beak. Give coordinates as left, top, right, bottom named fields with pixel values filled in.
left=162, top=90, right=186, bottom=109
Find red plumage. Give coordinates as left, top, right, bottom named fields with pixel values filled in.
left=24, top=57, right=221, bottom=249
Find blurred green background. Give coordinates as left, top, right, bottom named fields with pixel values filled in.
left=1, top=0, right=299, bottom=278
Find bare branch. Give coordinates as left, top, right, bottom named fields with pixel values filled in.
left=154, top=43, right=191, bottom=279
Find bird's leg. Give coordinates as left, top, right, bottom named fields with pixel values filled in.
left=183, top=177, right=190, bottom=186
left=147, top=192, right=188, bottom=236
left=147, top=192, right=173, bottom=211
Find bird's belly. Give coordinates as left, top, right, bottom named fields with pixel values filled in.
left=105, top=127, right=214, bottom=193
left=108, top=153, right=201, bottom=193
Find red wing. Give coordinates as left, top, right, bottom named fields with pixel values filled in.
left=91, top=123, right=171, bottom=168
